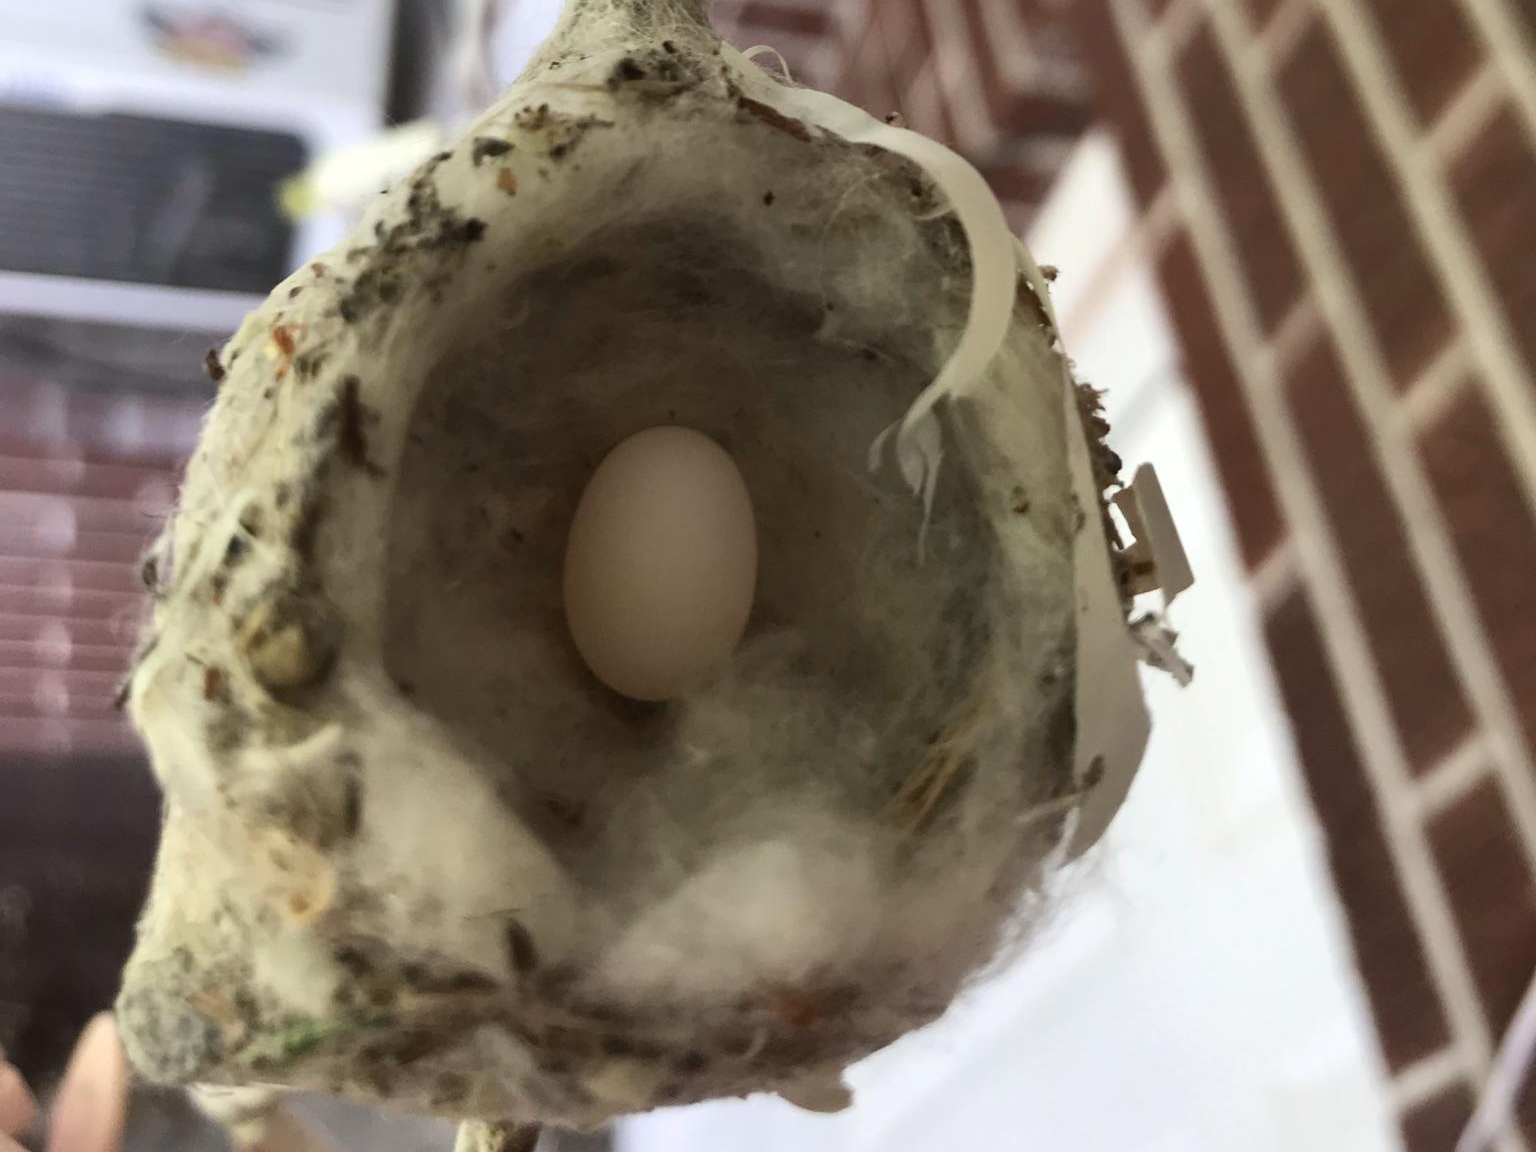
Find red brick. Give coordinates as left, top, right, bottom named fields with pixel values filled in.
left=1065, top=0, right=1166, bottom=204
left=1015, top=0, right=1060, bottom=23
left=874, top=0, right=928, bottom=82
left=844, top=24, right=901, bottom=119
left=975, top=158, right=1054, bottom=206
left=1241, top=0, right=1287, bottom=27
left=1178, top=24, right=1306, bottom=334
left=1451, top=108, right=1536, bottom=382
left=1156, top=231, right=1286, bottom=567
left=1420, top=386, right=1536, bottom=754
left=1264, top=588, right=1451, bottom=1069
left=1279, top=25, right=1454, bottom=388
left=1427, top=780, right=1536, bottom=1073
left=736, top=1, right=831, bottom=38
left=955, top=0, right=1093, bottom=139
left=899, top=59, right=958, bottom=149
left=1284, top=335, right=1473, bottom=770
left=0, top=616, right=121, bottom=650
left=903, top=0, right=939, bottom=79
left=1401, top=1083, right=1474, bottom=1152
left=0, top=554, right=141, bottom=599
left=1359, top=0, right=1484, bottom=125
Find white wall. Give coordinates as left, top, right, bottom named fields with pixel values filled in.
left=619, top=133, right=1403, bottom=1152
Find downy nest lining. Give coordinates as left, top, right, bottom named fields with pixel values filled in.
left=116, top=0, right=1150, bottom=1133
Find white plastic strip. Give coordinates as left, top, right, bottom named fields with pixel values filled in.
left=719, top=45, right=1155, bottom=854
left=719, top=46, right=1017, bottom=516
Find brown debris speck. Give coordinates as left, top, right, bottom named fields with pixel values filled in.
left=505, top=919, right=539, bottom=974
left=293, top=350, right=328, bottom=382
left=290, top=489, right=324, bottom=560
left=515, top=104, right=552, bottom=132
left=204, top=348, right=225, bottom=383
left=608, top=57, right=647, bottom=89
left=338, top=376, right=386, bottom=477
left=203, top=665, right=227, bottom=702
left=736, top=95, right=812, bottom=141
left=341, top=777, right=362, bottom=838
left=472, top=137, right=514, bottom=166
left=497, top=168, right=519, bottom=196
left=270, top=323, right=299, bottom=378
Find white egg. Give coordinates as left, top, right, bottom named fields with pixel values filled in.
left=564, top=426, right=758, bottom=701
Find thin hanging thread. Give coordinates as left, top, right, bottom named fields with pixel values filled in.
left=1458, top=962, right=1536, bottom=1152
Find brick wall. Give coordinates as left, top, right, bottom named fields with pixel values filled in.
left=0, top=364, right=199, bottom=1076
left=1063, top=2, right=1536, bottom=1149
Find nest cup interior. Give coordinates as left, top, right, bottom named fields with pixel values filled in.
left=380, top=210, right=1028, bottom=993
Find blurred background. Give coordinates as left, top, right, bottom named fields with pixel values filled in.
left=1, top=1, right=1533, bottom=1150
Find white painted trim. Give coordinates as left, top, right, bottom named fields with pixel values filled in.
left=1399, top=341, right=1473, bottom=433
left=1251, top=538, right=1302, bottom=611
left=1453, top=0, right=1536, bottom=155
left=1257, top=295, right=1323, bottom=378
left=1111, top=0, right=1500, bottom=1106
left=1391, top=1046, right=1468, bottom=1112
left=1058, top=183, right=1181, bottom=340
left=1414, top=734, right=1493, bottom=819
left=1428, top=61, right=1507, bottom=162
left=1252, top=0, right=1315, bottom=70
left=1151, top=0, right=1203, bottom=58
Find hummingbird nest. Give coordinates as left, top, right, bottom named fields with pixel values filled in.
left=115, top=0, right=1183, bottom=1144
